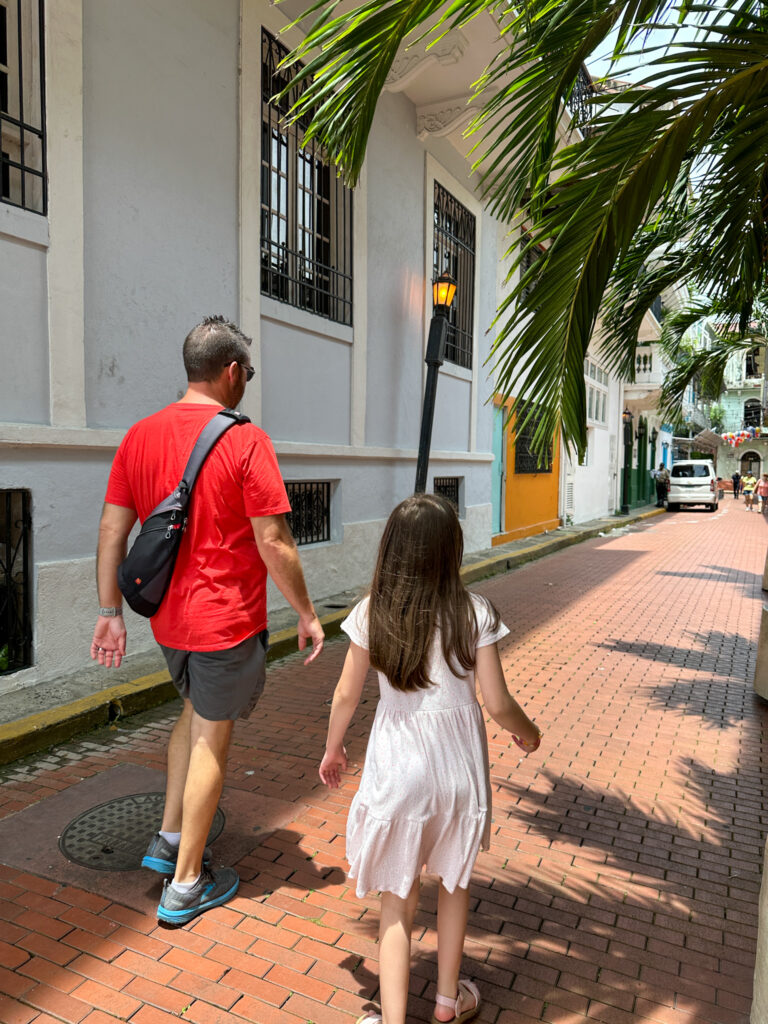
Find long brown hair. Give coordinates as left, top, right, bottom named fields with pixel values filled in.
left=368, top=494, right=500, bottom=691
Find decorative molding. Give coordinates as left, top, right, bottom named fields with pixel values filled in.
left=384, top=31, right=468, bottom=92
left=416, top=95, right=480, bottom=140
left=0, top=422, right=493, bottom=462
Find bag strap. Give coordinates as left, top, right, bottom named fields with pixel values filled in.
left=179, top=408, right=250, bottom=492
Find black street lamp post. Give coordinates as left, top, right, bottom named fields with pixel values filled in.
left=621, top=408, right=633, bottom=515
left=414, top=273, right=457, bottom=494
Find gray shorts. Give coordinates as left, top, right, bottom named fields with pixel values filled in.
left=160, top=629, right=269, bottom=722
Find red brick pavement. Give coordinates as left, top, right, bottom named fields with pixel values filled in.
left=1, top=503, right=767, bottom=1024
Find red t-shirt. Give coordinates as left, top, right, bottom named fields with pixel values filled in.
left=105, top=403, right=291, bottom=651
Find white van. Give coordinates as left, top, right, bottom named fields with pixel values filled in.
left=667, top=460, right=719, bottom=512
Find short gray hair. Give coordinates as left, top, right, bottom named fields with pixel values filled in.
left=183, top=315, right=252, bottom=382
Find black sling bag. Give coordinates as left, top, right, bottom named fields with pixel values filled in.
left=117, top=408, right=250, bottom=618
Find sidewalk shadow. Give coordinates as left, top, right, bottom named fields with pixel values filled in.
left=234, top=825, right=347, bottom=897
left=598, top=628, right=755, bottom=687
left=332, top=760, right=762, bottom=1021
left=657, top=564, right=762, bottom=599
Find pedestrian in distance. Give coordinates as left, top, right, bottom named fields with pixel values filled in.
left=319, top=493, right=541, bottom=1024
left=91, top=315, right=324, bottom=925
left=732, top=470, right=741, bottom=499
left=742, top=470, right=758, bottom=510
left=758, top=473, right=768, bottom=513
left=654, top=463, right=670, bottom=507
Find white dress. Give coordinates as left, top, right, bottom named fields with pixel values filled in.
left=341, top=594, right=510, bottom=899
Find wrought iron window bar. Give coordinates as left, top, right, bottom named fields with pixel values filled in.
left=433, top=181, right=475, bottom=369
left=520, top=233, right=544, bottom=303
left=568, top=64, right=594, bottom=139
left=0, top=488, right=32, bottom=674
left=515, top=407, right=553, bottom=474
left=0, top=0, right=46, bottom=214
left=286, top=481, right=331, bottom=546
left=261, top=28, right=353, bottom=326
left=433, top=476, right=460, bottom=508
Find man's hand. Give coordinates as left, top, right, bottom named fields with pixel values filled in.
left=93, top=502, right=136, bottom=669
left=299, top=613, right=324, bottom=665
left=251, top=515, right=325, bottom=665
left=90, top=615, right=127, bottom=668
left=319, top=745, right=347, bottom=788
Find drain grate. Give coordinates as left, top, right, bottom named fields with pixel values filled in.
left=58, top=792, right=225, bottom=872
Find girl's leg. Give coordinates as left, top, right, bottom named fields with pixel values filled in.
left=433, top=883, right=472, bottom=1022
left=378, top=878, right=420, bottom=1024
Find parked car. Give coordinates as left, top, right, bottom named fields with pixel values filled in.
left=667, top=460, right=719, bottom=512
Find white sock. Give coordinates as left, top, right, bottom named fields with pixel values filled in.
left=170, top=874, right=200, bottom=893
left=159, top=830, right=181, bottom=847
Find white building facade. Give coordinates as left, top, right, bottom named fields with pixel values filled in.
left=2, top=0, right=568, bottom=692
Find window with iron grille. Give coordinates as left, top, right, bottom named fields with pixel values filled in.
left=433, top=476, right=460, bottom=508
left=0, top=0, right=46, bottom=214
left=286, top=481, right=331, bottom=546
left=744, top=399, right=762, bottom=428
left=433, top=182, right=475, bottom=369
left=746, top=347, right=761, bottom=378
left=520, top=232, right=544, bottom=302
left=261, top=29, right=353, bottom=326
left=514, top=406, right=553, bottom=474
left=1, top=489, right=32, bottom=674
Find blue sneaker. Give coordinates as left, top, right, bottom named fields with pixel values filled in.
left=157, top=866, right=239, bottom=924
left=141, top=833, right=211, bottom=874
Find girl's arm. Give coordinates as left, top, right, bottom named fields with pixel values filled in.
left=319, top=641, right=371, bottom=788
left=475, top=642, right=541, bottom=752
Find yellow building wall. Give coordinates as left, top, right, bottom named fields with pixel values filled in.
left=492, top=398, right=561, bottom=546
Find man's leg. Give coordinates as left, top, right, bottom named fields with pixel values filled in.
left=160, top=700, right=193, bottom=833
left=174, top=711, right=234, bottom=883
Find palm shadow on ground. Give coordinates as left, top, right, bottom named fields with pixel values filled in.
left=597, top=628, right=755, bottom=688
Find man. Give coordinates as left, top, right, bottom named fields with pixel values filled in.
left=655, top=462, right=670, bottom=507
left=732, top=470, right=741, bottom=499
left=91, top=315, right=324, bottom=924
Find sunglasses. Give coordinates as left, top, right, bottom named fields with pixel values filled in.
left=238, top=362, right=255, bottom=382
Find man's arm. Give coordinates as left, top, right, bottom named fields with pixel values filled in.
left=250, top=514, right=324, bottom=664
left=91, top=502, right=137, bottom=668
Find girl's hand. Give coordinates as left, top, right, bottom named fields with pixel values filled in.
left=319, top=746, right=348, bottom=788
left=511, top=728, right=542, bottom=754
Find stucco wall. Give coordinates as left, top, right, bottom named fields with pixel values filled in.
left=261, top=321, right=351, bottom=445
left=0, top=212, right=49, bottom=424
left=82, top=0, right=240, bottom=429
left=364, top=92, right=426, bottom=450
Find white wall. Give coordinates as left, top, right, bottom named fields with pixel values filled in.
left=82, top=0, right=240, bottom=429
left=0, top=210, right=50, bottom=423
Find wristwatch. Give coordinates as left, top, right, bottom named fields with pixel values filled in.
left=98, top=606, right=123, bottom=617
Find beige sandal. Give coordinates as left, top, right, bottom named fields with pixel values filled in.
left=355, top=1013, right=382, bottom=1024
left=430, top=978, right=481, bottom=1024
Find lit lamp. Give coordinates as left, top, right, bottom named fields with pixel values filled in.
left=432, top=272, right=457, bottom=316
left=621, top=408, right=633, bottom=515
left=415, top=273, right=458, bottom=494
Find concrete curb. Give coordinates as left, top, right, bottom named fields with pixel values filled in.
left=0, top=507, right=664, bottom=766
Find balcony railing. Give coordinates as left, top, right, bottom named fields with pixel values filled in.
left=569, top=65, right=595, bottom=138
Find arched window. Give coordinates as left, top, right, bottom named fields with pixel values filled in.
left=744, top=399, right=761, bottom=427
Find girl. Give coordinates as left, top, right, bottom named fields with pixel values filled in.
left=319, top=494, right=541, bottom=1024
left=757, top=473, right=768, bottom=513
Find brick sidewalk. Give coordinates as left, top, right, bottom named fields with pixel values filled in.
left=1, top=503, right=766, bottom=1024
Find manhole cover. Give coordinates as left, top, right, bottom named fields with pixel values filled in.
left=58, top=792, right=225, bottom=872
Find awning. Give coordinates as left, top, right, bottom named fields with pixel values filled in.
left=691, top=429, right=724, bottom=452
